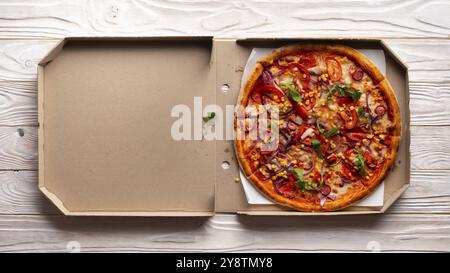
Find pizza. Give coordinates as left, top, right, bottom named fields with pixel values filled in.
left=234, top=44, right=401, bottom=211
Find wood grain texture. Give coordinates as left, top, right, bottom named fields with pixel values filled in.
left=0, top=39, right=450, bottom=125
left=411, top=126, right=450, bottom=170
left=0, top=0, right=448, bottom=253
left=0, top=171, right=57, bottom=214
left=0, top=127, right=36, bottom=170
left=0, top=81, right=37, bottom=125
left=0, top=0, right=449, bottom=38
left=0, top=214, right=449, bottom=252
left=0, top=125, right=446, bottom=171
left=0, top=170, right=449, bottom=215
left=0, top=41, right=56, bottom=81
left=385, top=39, right=450, bottom=126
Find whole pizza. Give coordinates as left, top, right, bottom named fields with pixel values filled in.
left=234, top=44, right=401, bottom=211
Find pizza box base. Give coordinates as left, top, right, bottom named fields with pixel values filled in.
left=38, top=37, right=410, bottom=216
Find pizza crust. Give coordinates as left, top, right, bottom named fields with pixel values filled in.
left=234, top=44, right=402, bottom=212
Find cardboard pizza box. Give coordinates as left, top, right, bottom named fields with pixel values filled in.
left=38, top=37, right=410, bottom=216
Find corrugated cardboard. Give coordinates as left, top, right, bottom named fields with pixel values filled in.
left=38, top=37, right=410, bottom=216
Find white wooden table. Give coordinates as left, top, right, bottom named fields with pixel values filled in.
left=0, top=0, right=449, bottom=252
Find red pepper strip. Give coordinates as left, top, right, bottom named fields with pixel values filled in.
left=293, top=124, right=309, bottom=143
left=250, top=80, right=264, bottom=103
left=336, top=95, right=352, bottom=106
left=345, top=149, right=353, bottom=158
left=317, top=134, right=329, bottom=155
left=310, top=171, right=321, bottom=182
left=346, top=132, right=368, bottom=141
left=338, top=109, right=359, bottom=130
left=363, top=150, right=375, bottom=167
left=299, top=54, right=317, bottom=68
left=283, top=176, right=297, bottom=192
left=302, top=138, right=312, bottom=146
left=341, top=163, right=355, bottom=181
left=288, top=63, right=311, bottom=90
left=253, top=85, right=285, bottom=103
left=251, top=91, right=262, bottom=104
left=295, top=103, right=309, bottom=120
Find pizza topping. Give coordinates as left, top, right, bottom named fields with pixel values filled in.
left=289, top=114, right=303, bottom=125
left=299, top=54, right=318, bottom=68
left=273, top=178, right=288, bottom=195
left=287, top=121, right=299, bottom=131
left=323, top=128, right=340, bottom=138
left=338, top=108, right=359, bottom=130
left=328, top=83, right=361, bottom=104
left=325, top=57, right=342, bottom=82
left=352, top=68, right=364, bottom=81
left=300, top=127, right=314, bottom=140
left=253, top=85, right=285, bottom=103
left=307, top=66, right=324, bottom=75
left=293, top=168, right=321, bottom=192
left=354, top=147, right=366, bottom=177
left=298, top=154, right=315, bottom=175
left=312, top=139, right=323, bottom=158
left=294, top=103, right=309, bottom=120
left=282, top=82, right=302, bottom=103
left=347, top=132, right=368, bottom=142
left=375, top=105, right=386, bottom=116
left=239, top=47, right=399, bottom=210
left=262, top=68, right=275, bottom=86
left=320, top=184, right=331, bottom=196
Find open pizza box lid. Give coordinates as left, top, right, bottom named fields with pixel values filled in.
left=38, top=37, right=410, bottom=216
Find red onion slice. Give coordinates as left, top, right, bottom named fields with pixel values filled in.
left=341, top=177, right=353, bottom=184
left=298, top=154, right=315, bottom=175
left=327, top=194, right=337, bottom=201
left=320, top=196, right=326, bottom=207
left=262, top=68, right=274, bottom=86
left=273, top=179, right=288, bottom=195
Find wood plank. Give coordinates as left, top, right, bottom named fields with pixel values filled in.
left=0, top=81, right=37, bottom=125
left=1, top=39, right=450, bottom=125
left=0, top=171, right=57, bottom=214
left=385, top=40, right=450, bottom=126
left=411, top=126, right=450, bottom=170
left=389, top=170, right=450, bottom=214
left=0, top=214, right=448, bottom=252
left=0, top=170, right=448, bottom=215
left=0, top=40, right=56, bottom=81
left=0, top=0, right=449, bottom=38
left=0, top=127, right=37, bottom=170
left=0, top=125, right=446, bottom=171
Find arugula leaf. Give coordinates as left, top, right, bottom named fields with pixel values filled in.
left=294, top=168, right=304, bottom=182
left=293, top=168, right=304, bottom=189
left=327, top=83, right=361, bottom=101
left=294, top=168, right=321, bottom=192
left=282, top=82, right=301, bottom=103
left=203, top=112, right=216, bottom=123
left=323, top=128, right=340, bottom=138
left=290, top=89, right=301, bottom=103
left=354, top=148, right=366, bottom=177
left=358, top=106, right=366, bottom=118
left=347, top=88, right=362, bottom=101
left=327, top=84, right=339, bottom=99
left=312, top=139, right=323, bottom=158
